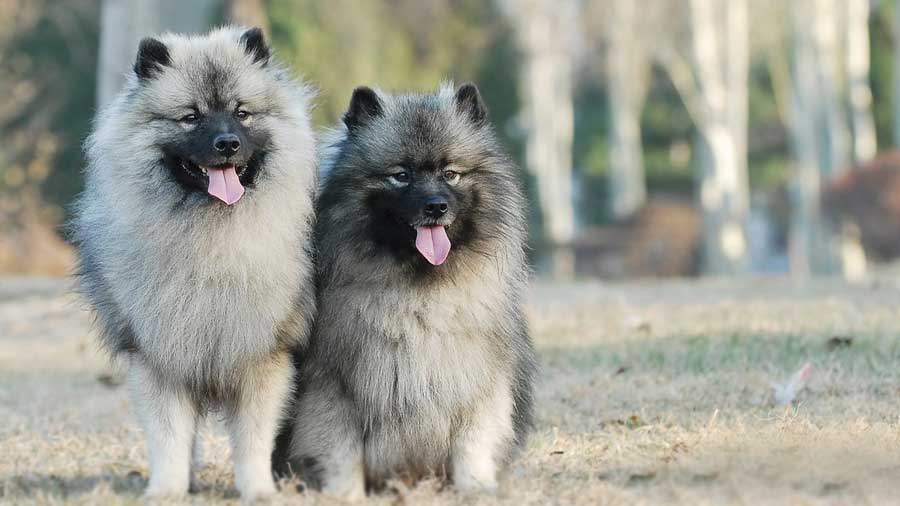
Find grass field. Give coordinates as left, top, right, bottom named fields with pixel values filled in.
left=1, top=276, right=899, bottom=505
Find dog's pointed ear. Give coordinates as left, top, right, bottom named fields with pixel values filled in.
left=454, top=82, right=487, bottom=126
left=240, top=27, right=270, bottom=65
left=134, top=38, right=171, bottom=80
left=343, top=87, right=383, bottom=132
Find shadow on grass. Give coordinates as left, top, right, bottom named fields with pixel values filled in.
left=2, top=471, right=144, bottom=499
left=1, top=471, right=245, bottom=501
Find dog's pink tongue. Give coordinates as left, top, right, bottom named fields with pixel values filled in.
left=415, top=226, right=451, bottom=266
left=206, top=165, right=245, bottom=205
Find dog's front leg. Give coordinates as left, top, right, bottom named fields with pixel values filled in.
left=128, top=357, right=197, bottom=497
left=226, top=353, right=295, bottom=500
left=451, top=379, right=515, bottom=493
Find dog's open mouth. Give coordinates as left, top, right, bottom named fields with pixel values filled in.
left=178, top=160, right=247, bottom=205
left=168, top=155, right=261, bottom=206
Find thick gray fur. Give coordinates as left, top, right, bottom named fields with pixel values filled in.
left=72, top=26, right=316, bottom=500
left=279, top=83, right=537, bottom=498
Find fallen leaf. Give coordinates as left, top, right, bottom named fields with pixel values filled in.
left=626, top=414, right=644, bottom=429
left=772, top=362, right=812, bottom=406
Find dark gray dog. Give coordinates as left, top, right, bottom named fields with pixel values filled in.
left=275, top=83, right=536, bottom=499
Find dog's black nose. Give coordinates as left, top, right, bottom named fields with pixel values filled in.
left=424, top=197, right=449, bottom=218
left=213, top=134, right=241, bottom=157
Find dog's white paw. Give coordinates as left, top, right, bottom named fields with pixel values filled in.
left=237, top=480, right=277, bottom=502
left=453, top=472, right=498, bottom=495
left=143, top=478, right=189, bottom=498
left=323, top=479, right=366, bottom=502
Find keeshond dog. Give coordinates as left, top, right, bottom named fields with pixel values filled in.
left=72, top=27, right=316, bottom=499
left=274, top=83, right=536, bottom=498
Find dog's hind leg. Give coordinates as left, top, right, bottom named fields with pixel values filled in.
left=226, top=353, right=295, bottom=500
left=128, top=357, right=197, bottom=497
left=451, top=379, right=515, bottom=493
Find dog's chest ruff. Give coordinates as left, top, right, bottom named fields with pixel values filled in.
left=114, top=206, right=305, bottom=381
left=326, top=274, right=512, bottom=478
left=349, top=282, right=504, bottom=416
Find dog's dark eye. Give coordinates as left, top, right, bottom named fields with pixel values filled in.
left=443, top=170, right=461, bottom=185
left=235, top=109, right=251, bottom=120
left=387, top=171, right=410, bottom=186
left=179, top=113, right=199, bottom=123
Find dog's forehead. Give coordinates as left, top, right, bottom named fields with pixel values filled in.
left=364, top=131, right=446, bottom=171
left=344, top=90, right=489, bottom=173
left=377, top=104, right=455, bottom=157
left=146, top=38, right=272, bottom=111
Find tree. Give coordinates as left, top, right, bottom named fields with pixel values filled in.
left=269, top=0, right=497, bottom=126
left=502, top=0, right=578, bottom=279
left=604, top=0, right=649, bottom=219
left=846, top=0, right=877, bottom=162
left=893, top=0, right=900, bottom=149
left=787, top=0, right=830, bottom=276
left=0, top=0, right=102, bottom=273
left=786, top=0, right=861, bottom=276
left=226, top=0, right=269, bottom=33
left=0, top=1, right=99, bottom=219
left=96, top=0, right=217, bottom=108
left=657, top=0, right=751, bottom=275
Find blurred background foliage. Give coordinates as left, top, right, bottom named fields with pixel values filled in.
left=1, top=0, right=898, bottom=278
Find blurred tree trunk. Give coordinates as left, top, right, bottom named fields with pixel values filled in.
left=504, top=0, right=578, bottom=279
left=894, top=0, right=900, bottom=149
left=788, top=0, right=828, bottom=276
left=845, top=0, right=876, bottom=162
left=226, top=0, right=269, bottom=33
left=787, top=0, right=856, bottom=277
left=658, top=0, right=750, bottom=275
left=693, top=0, right=749, bottom=275
left=96, top=0, right=159, bottom=108
left=96, top=0, right=216, bottom=109
left=606, top=0, right=649, bottom=220
left=812, top=0, right=851, bottom=176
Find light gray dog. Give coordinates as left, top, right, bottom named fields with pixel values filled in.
left=274, top=83, right=536, bottom=499
left=72, top=26, right=316, bottom=499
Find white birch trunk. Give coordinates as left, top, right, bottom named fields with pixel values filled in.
left=504, top=0, right=578, bottom=278
left=96, top=0, right=216, bottom=109
left=812, top=0, right=851, bottom=175
left=607, top=0, right=648, bottom=219
left=895, top=0, right=900, bottom=148
left=788, top=0, right=824, bottom=276
left=690, top=0, right=750, bottom=274
left=96, top=0, right=160, bottom=108
left=787, top=0, right=850, bottom=276
left=846, top=0, right=876, bottom=162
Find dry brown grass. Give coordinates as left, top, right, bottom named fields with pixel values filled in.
left=2, top=276, right=899, bottom=505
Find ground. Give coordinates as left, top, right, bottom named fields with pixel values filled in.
left=1, top=276, right=899, bottom=505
